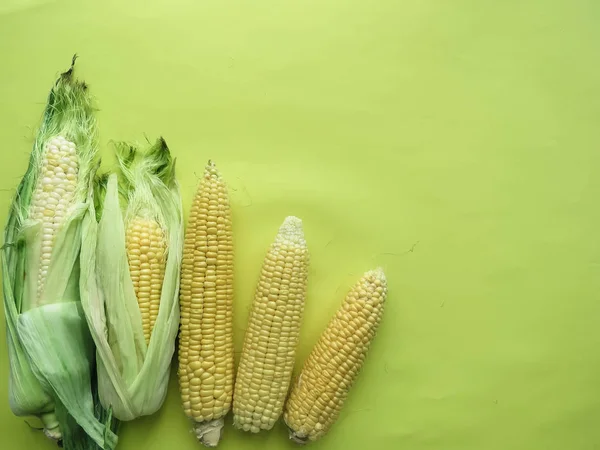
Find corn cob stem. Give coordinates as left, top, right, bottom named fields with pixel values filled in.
left=283, top=268, right=387, bottom=443
left=179, top=161, right=234, bottom=447
left=193, top=418, right=224, bottom=447
left=233, top=216, right=309, bottom=433
left=39, top=412, right=61, bottom=441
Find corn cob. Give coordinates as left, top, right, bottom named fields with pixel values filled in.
left=178, top=161, right=234, bottom=447
left=126, top=216, right=167, bottom=344
left=233, top=216, right=309, bottom=433
left=12, top=135, right=79, bottom=439
left=79, top=138, right=183, bottom=422
left=2, top=58, right=118, bottom=449
left=283, top=268, right=387, bottom=443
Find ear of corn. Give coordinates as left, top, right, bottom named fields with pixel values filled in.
left=2, top=58, right=118, bottom=449
left=233, top=216, right=309, bottom=433
left=79, top=138, right=183, bottom=421
left=178, top=161, right=234, bottom=447
left=283, top=268, right=387, bottom=443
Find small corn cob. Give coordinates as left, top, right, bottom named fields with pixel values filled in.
left=283, top=268, right=387, bottom=443
left=178, top=161, right=234, bottom=447
left=126, top=216, right=167, bottom=344
left=233, top=216, right=309, bottom=433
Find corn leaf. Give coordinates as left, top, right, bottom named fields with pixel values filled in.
left=2, top=251, right=55, bottom=423
left=18, top=303, right=116, bottom=449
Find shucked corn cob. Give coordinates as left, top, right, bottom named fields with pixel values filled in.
left=283, top=268, right=387, bottom=443
left=2, top=58, right=117, bottom=449
left=178, top=161, right=234, bottom=447
left=233, top=216, right=309, bottom=433
left=79, top=138, right=183, bottom=422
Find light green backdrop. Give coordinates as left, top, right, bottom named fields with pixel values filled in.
left=1, top=0, right=599, bottom=449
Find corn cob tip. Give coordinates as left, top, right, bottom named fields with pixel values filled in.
left=275, top=216, right=305, bottom=246
left=365, top=267, right=386, bottom=284
left=193, top=418, right=224, bottom=448
left=361, top=268, right=387, bottom=308
left=204, top=160, right=221, bottom=179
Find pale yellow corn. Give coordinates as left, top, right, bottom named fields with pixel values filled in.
left=30, top=136, right=79, bottom=304
left=178, top=161, right=234, bottom=447
left=125, top=216, right=167, bottom=344
left=233, top=216, right=309, bottom=433
left=283, top=268, right=387, bottom=443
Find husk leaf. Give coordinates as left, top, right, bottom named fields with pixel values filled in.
left=80, top=138, right=183, bottom=421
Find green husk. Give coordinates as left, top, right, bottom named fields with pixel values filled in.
left=2, top=58, right=117, bottom=449
left=80, top=138, right=183, bottom=421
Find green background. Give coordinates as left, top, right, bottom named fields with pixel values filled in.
left=1, top=0, right=599, bottom=449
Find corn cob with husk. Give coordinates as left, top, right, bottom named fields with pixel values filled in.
left=233, top=216, right=309, bottom=433
left=2, top=58, right=117, bottom=449
left=283, top=268, right=387, bottom=443
left=79, top=138, right=183, bottom=421
left=178, top=161, right=235, bottom=447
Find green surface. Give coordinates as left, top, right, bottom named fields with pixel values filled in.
left=1, top=0, right=600, bottom=449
